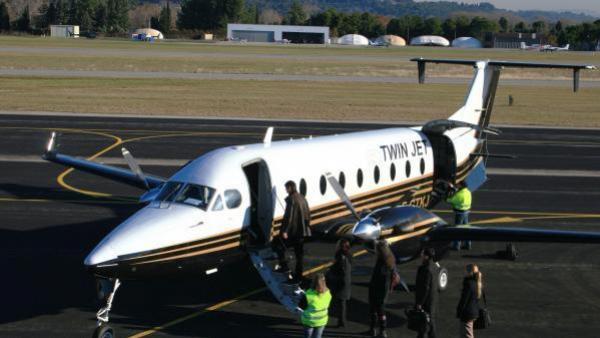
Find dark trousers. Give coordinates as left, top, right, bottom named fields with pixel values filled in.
left=453, top=210, right=471, bottom=249
left=274, top=237, right=304, bottom=279
left=417, top=312, right=436, bottom=338
left=335, top=298, right=347, bottom=325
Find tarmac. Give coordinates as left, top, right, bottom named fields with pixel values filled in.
left=1, top=114, right=600, bottom=337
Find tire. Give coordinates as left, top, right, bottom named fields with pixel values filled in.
left=437, top=267, right=449, bottom=292
left=93, top=325, right=115, bottom=338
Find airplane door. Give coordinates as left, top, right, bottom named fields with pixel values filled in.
left=242, top=159, right=274, bottom=247
left=425, top=133, right=457, bottom=207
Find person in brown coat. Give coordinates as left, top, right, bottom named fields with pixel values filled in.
left=274, top=181, right=311, bottom=282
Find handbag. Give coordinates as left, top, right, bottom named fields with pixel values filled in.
left=474, top=291, right=491, bottom=330
left=405, top=308, right=430, bottom=332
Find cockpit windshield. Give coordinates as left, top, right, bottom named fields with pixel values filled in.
left=154, top=181, right=215, bottom=210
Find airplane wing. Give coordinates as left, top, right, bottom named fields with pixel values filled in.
left=43, top=133, right=166, bottom=190
left=426, top=226, right=600, bottom=244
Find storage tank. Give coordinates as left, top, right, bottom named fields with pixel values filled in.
left=133, top=28, right=164, bottom=40
left=410, top=35, right=450, bottom=47
left=451, top=37, right=482, bottom=48
left=338, top=34, right=369, bottom=46
left=375, top=35, right=406, bottom=46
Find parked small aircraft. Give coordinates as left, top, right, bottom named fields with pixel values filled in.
left=541, top=44, right=570, bottom=52
left=44, top=58, right=597, bottom=338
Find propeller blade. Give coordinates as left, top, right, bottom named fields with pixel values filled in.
left=325, top=172, right=360, bottom=221
left=121, top=147, right=149, bottom=190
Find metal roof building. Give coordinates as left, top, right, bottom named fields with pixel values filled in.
left=227, top=24, right=329, bottom=44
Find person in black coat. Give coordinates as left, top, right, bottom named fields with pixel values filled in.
left=327, top=239, right=352, bottom=327
left=456, top=264, right=483, bottom=338
left=415, top=248, right=438, bottom=338
left=367, top=240, right=399, bottom=338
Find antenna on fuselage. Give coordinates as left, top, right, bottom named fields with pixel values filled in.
left=263, top=127, right=274, bottom=147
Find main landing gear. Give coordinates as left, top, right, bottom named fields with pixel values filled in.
left=435, top=262, right=449, bottom=292
left=93, top=278, right=121, bottom=338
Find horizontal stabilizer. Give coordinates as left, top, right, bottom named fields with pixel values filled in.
left=411, top=57, right=597, bottom=92
left=427, top=226, right=600, bottom=244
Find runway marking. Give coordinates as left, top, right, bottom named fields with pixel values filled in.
left=127, top=249, right=369, bottom=338
left=0, top=197, right=135, bottom=204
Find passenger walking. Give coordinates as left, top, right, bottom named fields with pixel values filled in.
left=447, top=181, right=472, bottom=250
left=456, top=264, right=483, bottom=338
left=274, top=180, right=311, bottom=282
left=300, top=273, right=332, bottom=338
left=415, top=248, right=438, bottom=338
left=368, top=240, right=400, bottom=338
left=327, top=239, right=352, bottom=327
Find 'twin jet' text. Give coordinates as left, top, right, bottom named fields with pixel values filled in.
left=379, top=140, right=428, bottom=162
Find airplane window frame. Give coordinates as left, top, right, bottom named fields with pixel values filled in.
left=374, top=165, right=380, bottom=184
left=212, top=195, right=224, bottom=211
left=320, top=175, right=327, bottom=195
left=339, top=172, right=346, bottom=188
left=390, top=163, right=396, bottom=181
left=224, top=189, right=242, bottom=209
left=357, top=168, right=364, bottom=188
left=405, top=160, right=411, bottom=178
left=420, top=158, right=426, bottom=175
left=300, top=178, right=307, bottom=196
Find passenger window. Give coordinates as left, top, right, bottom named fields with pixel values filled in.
left=339, top=172, right=346, bottom=188
left=224, top=189, right=242, bottom=209
left=300, top=179, right=307, bottom=196
left=212, top=195, right=224, bottom=211
left=320, top=175, right=327, bottom=195
left=357, top=169, right=364, bottom=188
left=405, top=160, right=411, bottom=178
left=374, top=165, right=380, bottom=184
left=390, top=163, right=396, bottom=181
left=420, top=158, right=426, bottom=175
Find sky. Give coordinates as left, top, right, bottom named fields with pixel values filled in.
left=416, top=0, right=600, bottom=15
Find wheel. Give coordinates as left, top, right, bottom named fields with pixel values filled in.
left=437, top=267, right=449, bottom=292
left=93, top=325, right=115, bottom=338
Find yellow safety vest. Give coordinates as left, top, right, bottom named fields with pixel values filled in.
left=301, top=289, right=332, bottom=327
left=446, top=187, right=472, bottom=211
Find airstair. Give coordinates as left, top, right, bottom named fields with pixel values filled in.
left=248, top=247, right=304, bottom=315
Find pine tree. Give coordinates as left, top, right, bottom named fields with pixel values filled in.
left=158, top=1, right=172, bottom=34
left=285, top=1, right=305, bottom=25
left=15, top=5, right=31, bottom=32
left=0, top=2, right=9, bottom=32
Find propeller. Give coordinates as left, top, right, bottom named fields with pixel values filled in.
left=325, top=172, right=381, bottom=241
left=121, top=147, right=149, bottom=190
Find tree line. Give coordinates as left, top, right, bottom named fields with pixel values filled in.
left=0, top=0, right=598, bottom=49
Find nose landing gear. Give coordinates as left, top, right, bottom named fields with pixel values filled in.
left=93, top=278, right=121, bottom=338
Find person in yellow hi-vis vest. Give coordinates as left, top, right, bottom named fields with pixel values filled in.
left=447, top=181, right=472, bottom=250
left=300, top=273, right=332, bottom=338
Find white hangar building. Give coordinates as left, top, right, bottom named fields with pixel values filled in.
left=227, top=24, right=329, bottom=44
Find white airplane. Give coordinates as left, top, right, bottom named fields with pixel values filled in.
left=520, top=42, right=541, bottom=51
left=541, top=44, right=570, bottom=52
left=43, top=58, right=597, bottom=338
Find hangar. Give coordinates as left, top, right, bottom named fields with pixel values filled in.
left=227, top=24, right=329, bottom=44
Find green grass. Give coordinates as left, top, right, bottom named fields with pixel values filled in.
left=1, top=36, right=599, bottom=79
left=1, top=76, right=598, bottom=127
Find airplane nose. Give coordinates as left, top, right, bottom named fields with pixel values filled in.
left=352, top=217, right=381, bottom=241
left=84, top=242, right=117, bottom=266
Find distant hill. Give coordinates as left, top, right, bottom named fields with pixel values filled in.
left=135, top=0, right=597, bottom=22
left=240, top=0, right=597, bottom=22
